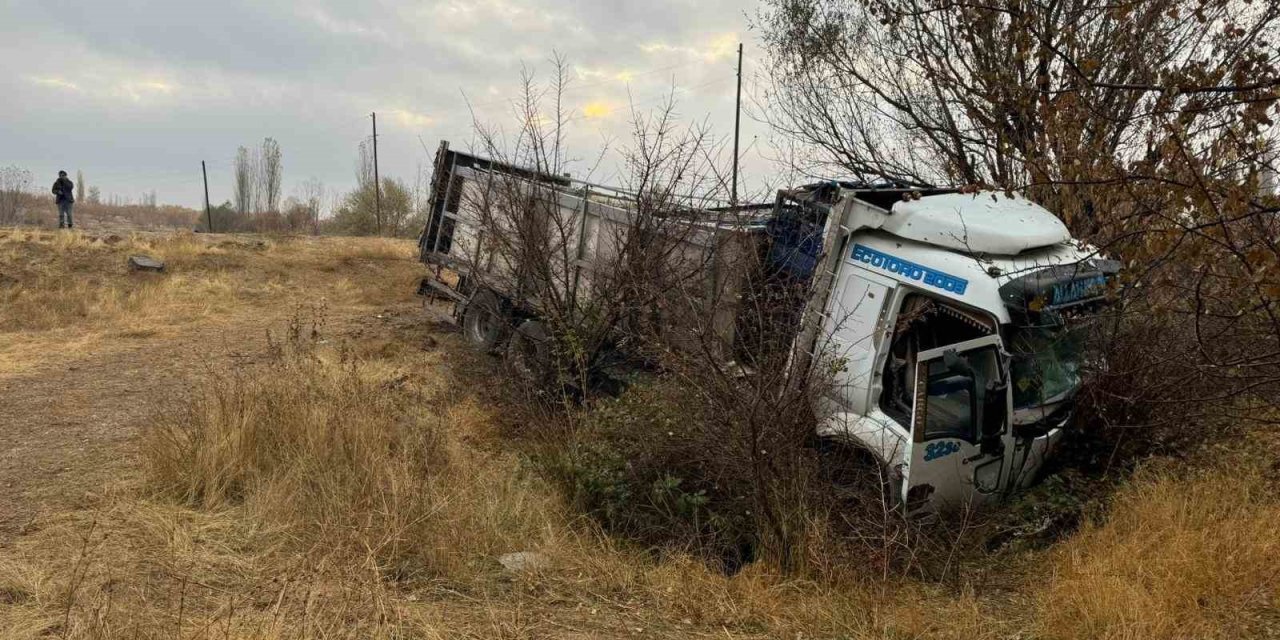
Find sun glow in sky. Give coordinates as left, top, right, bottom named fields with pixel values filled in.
left=582, top=101, right=614, bottom=119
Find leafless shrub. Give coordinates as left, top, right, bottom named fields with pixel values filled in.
left=0, top=166, right=33, bottom=225
left=460, top=55, right=735, bottom=396
left=449, top=56, right=894, bottom=575
left=298, top=177, right=326, bottom=234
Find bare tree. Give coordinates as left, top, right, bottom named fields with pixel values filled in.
left=355, top=139, right=381, bottom=233
left=299, top=177, right=325, bottom=234
left=758, top=0, right=1280, bottom=441
left=75, top=170, right=84, bottom=203
left=356, top=140, right=374, bottom=190
left=87, top=186, right=101, bottom=204
left=382, top=177, right=414, bottom=237
left=233, top=146, right=255, bottom=215
left=759, top=0, right=1279, bottom=193
left=259, top=137, right=283, bottom=214
left=0, top=166, right=32, bottom=225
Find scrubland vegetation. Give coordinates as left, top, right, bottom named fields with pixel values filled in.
left=0, top=0, right=1276, bottom=636
left=0, top=231, right=1274, bottom=638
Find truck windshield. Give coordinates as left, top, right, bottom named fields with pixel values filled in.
left=1008, top=315, right=1086, bottom=409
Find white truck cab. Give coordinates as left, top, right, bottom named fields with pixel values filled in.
left=793, top=187, right=1119, bottom=513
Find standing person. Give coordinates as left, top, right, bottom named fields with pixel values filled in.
left=51, top=170, right=75, bottom=229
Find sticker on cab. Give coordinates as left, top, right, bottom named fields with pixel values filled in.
left=851, top=244, right=969, bottom=295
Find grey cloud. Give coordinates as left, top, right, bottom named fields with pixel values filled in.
left=1, top=0, right=767, bottom=209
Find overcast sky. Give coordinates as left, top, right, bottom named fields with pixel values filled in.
left=1, top=0, right=774, bottom=211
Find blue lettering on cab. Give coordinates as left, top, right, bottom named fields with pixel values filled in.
left=1051, top=275, right=1108, bottom=305
left=924, top=441, right=962, bottom=462
left=852, top=244, right=969, bottom=295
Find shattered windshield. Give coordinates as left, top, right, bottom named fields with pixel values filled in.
left=1008, top=313, right=1086, bottom=410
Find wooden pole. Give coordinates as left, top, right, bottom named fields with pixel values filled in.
left=372, top=112, right=382, bottom=234
left=202, top=161, right=213, bottom=232
left=731, top=43, right=743, bottom=210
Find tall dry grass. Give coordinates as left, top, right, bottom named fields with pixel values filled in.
left=0, top=336, right=570, bottom=638
left=144, top=343, right=564, bottom=584
left=1034, top=459, right=1280, bottom=639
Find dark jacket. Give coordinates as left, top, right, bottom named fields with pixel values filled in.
left=52, top=177, right=75, bottom=204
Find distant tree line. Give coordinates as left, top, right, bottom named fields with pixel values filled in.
left=0, top=138, right=431, bottom=239
left=323, top=139, right=426, bottom=238
left=209, top=136, right=425, bottom=238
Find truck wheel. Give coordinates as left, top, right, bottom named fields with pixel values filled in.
left=462, top=289, right=508, bottom=353
left=817, top=438, right=897, bottom=509
left=506, top=319, right=553, bottom=384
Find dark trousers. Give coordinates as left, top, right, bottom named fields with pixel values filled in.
left=57, top=201, right=74, bottom=228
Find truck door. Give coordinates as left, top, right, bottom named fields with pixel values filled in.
left=902, top=335, right=1013, bottom=513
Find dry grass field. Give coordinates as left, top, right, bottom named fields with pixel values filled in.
left=0, top=229, right=1275, bottom=638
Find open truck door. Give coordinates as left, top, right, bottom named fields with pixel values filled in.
left=903, top=335, right=1013, bottom=513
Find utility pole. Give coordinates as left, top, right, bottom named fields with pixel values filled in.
left=371, top=112, right=382, bottom=234
left=201, top=160, right=213, bottom=232
left=731, top=43, right=744, bottom=211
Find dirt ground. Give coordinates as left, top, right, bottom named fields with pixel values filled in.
left=0, top=312, right=414, bottom=540
left=0, top=230, right=433, bottom=542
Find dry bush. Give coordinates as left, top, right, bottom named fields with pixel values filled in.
left=144, top=333, right=560, bottom=585
left=463, top=64, right=732, bottom=395
left=543, top=361, right=956, bottom=582
left=0, top=167, right=33, bottom=225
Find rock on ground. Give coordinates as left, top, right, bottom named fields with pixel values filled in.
left=128, top=255, right=165, bottom=272
left=498, top=551, right=550, bottom=573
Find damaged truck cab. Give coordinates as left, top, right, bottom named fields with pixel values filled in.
left=788, top=187, right=1119, bottom=513
left=417, top=140, right=1118, bottom=516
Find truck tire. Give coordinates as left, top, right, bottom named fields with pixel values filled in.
left=506, top=319, right=553, bottom=384
left=816, top=437, right=898, bottom=510
left=462, top=289, right=508, bottom=353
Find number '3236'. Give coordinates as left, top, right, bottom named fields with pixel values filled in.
left=924, top=441, right=961, bottom=462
